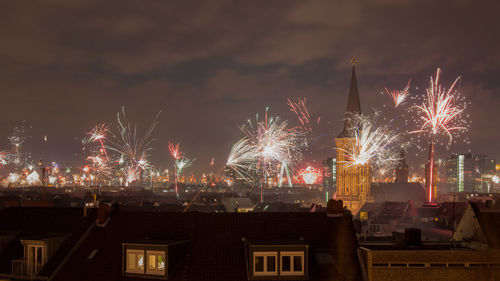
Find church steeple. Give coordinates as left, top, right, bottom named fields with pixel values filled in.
left=337, top=64, right=362, bottom=138
left=334, top=61, right=372, bottom=215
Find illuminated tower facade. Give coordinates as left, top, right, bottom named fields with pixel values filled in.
left=334, top=65, right=372, bottom=215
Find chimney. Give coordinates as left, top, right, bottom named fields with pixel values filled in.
left=485, top=200, right=493, bottom=209
left=97, top=202, right=111, bottom=227
left=327, top=199, right=344, bottom=217
left=404, top=228, right=421, bottom=246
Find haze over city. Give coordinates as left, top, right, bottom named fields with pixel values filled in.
left=1, top=1, right=499, bottom=174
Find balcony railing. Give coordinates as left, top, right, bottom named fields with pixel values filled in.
left=11, top=259, right=26, bottom=276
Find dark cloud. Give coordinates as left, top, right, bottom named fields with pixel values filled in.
left=0, top=0, right=499, bottom=173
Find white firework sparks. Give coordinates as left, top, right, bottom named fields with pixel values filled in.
left=226, top=137, right=255, bottom=180
left=339, top=112, right=402, bottom=172
left=228, top=108, right=304, bottom=186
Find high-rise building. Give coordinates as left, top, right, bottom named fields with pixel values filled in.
left=334, top=65, right=372, bottom=215
left=394, top=148, right=409, bottom=184
left=446, top=153, right=496, bottom=193
left=322, top=157, right=336, bottom=195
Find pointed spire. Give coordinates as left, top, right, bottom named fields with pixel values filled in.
left=337, top=65, right=362, bottom=138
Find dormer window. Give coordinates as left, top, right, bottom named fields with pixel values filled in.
left=122, top=240, right=188, bottom=279
left=280, top=251, right=304, bottom=275
left=146, top=250, right=166, bottom=275
left=125, top=249, right=165, bottom=275
left=126, top=249, right=145, bottom=274
left=247, top=241, right=308, bottom=279
left=253, top=252, right=277, bottom=276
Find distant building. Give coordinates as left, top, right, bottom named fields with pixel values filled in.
left=394, top=149, right=409, bottom=184
left=356, top=201, right=415, bottom=236
left=359, top=228, right=500, bottom=281
left=322, top=157, right=336, bottom=196
left=453, top=199, right=500, bottom=250
left=446, top=154, right=496, bottom=193
left=335, top=65, right=372, bottom=215
left=371, top=182, right=426, bottom=204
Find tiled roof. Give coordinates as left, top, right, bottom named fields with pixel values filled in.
left=375, top=202, right=410, bottom=224
left=372, top=183, right=426, bottom=203
left=53, top=210, right=362, bottom=281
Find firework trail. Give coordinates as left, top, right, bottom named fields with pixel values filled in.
left=298, top=165, right=322, bottom=185
left=411, top=68, right=468, bottom=202
left=385, top=80, right=411, bottom=107
left=287, top=97, right=318, bottom=133
left=338, top=112, right=402, bottom=173
left=287, top=97, right=321, bottom=149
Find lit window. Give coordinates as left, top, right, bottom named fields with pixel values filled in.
left=146, top=251, right=166, bottom=275
left=360, top=211, right=368, bottom=221
left=253, top=252, right=278, bottom=276
left=126, top=249, right=145, bottom=273
left=280, top=251, right=304, bottom=275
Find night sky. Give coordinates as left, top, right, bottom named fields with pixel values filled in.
left=1, top=1, right=499, bottom=174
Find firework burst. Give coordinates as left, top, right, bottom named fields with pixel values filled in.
left=168, top=142, right=182, bottom=160
left=8, top=125, right=30, bottom=167
left=385, top=80, right=411, bottom=107
left=86, top=155, right=112, bottom=180
left=0, top=151, right=12, bottom=166
left=26, top=170, right=40, bottom=185
left=339, top=112, right=402, bottom=172
left=234, top=108, right=304, bottom=186
left=412, top=68, right=466, bottom=146
left=298, top=165, right=322, bottom=185
left=410, top=68, right=469, bottom=202
left=107, top=107, right=160, bottom=182
left=175, top=157, right=195, bottom=177
left=168, top=141, right=195, bottom=195
left=83, top=123, right=109, bottom=144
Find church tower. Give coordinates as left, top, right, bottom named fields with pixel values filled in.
left=334, top=64, right=372, bottom=215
